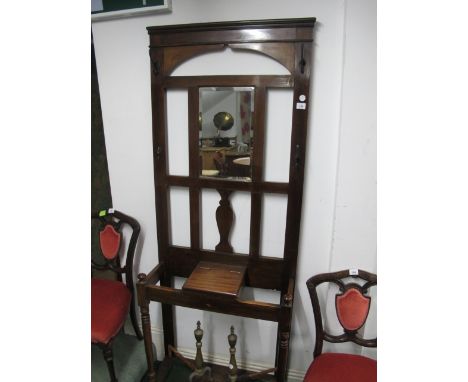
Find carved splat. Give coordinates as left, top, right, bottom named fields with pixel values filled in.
left=215, top=190, right=234, bottom=253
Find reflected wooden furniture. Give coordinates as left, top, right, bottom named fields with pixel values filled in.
left=304, top=270, right=377, bottom=382
left=91, top=209, right=143, bottom=382
left=137, top=18, right=316, bottom=382
left=200, top=147, right=230, bottom=171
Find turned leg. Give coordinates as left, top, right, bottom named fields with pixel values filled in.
left=275, top=329, right=290, bottom=382
left=102, top=344, right=118, bottom=382
left=140, top=303, right=156, bottom=381
left=275, top=294, right=293, bottom=382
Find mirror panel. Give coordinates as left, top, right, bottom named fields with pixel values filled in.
left=199, top=87, right=254, bottom=182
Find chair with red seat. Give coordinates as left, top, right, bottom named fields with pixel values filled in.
left=92, top=209, right=143, bottom=381
left=304, top=269, right=377, bottom=382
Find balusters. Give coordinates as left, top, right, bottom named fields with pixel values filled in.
left=190, top=321, right=212, bottom=382
left=194, top=320, right=204, bottom=372
left=228, top=326, right=238, bottom=382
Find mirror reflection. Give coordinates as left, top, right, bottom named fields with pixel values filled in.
left=199, top=87, right=254, bottom=181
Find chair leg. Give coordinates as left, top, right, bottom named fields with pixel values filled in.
left=130, top=295, right=144, bottom=340
left=102, top=344, right=118, bottom=382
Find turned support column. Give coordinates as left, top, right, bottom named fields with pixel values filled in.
left=228, top=326, right=238, bottom=382
left=138, top=273, right=156, bottom=382
left=189, top=321, right=212, bottom=382
left=275, top=292, right=293, bottom=382
left=194, top=321, right=204, bottom=372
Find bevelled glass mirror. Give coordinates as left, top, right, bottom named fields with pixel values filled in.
left=199, top=87, right=254, bottom=181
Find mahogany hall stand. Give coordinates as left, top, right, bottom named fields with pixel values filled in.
left=136, top=18, right=316, bottom=382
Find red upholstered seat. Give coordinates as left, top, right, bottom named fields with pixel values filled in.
left=304, top=353, right=376, bottom=382
left=91, top=278, right=131, bottom=344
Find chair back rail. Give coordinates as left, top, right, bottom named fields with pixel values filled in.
left=92, top=209, right=141, bottom=291
left=306, top=269, right=377, bottom=357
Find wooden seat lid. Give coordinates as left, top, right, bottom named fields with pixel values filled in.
left=182, top=261, right=246, bottom=298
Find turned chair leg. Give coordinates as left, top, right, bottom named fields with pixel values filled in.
left=102, top=344, right=118, bottom=382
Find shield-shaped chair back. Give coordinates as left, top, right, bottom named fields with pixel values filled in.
left=92, top=209, right=141, bottom=290
left=306, top=269, right=377, bottom=357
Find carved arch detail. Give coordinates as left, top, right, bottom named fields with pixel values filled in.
left=162, top=44, right=225, bottom=75
left=229, top=42, right=295, bottom=74
left=160, top=42, right=293, bottom=76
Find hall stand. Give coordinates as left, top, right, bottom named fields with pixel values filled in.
left=136, top=18, right=316, bottom=382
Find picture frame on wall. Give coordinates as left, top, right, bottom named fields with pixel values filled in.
left=91, top=0, right=171, bottom=22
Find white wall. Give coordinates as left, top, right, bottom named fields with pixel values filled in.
left=92, top=0, right=376, bottom=379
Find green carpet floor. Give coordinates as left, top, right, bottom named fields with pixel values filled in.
left=91, top=332, right=150, bottom=382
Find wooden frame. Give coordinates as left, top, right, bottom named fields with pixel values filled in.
left=137, top=18, right=316, bottom=382
left=91, top=0, right=172, bottom=22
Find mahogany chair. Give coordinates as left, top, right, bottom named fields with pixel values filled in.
left=91, top=208, right=143, bottom=381
left=304, top=269, right=377, bottom=382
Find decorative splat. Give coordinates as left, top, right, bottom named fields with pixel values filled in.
left=335, top=287, right=371, bottom=332
left=215, top=190, right=234, bottom=253
left=99, top=224, right=121, bottom=260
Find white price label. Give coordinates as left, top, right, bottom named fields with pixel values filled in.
left=296, top=102, right=306, bottom=110
left=349, top=268, right=359, bottom=276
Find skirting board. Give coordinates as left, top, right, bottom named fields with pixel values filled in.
left=143, top=325, right=307, bottom=382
